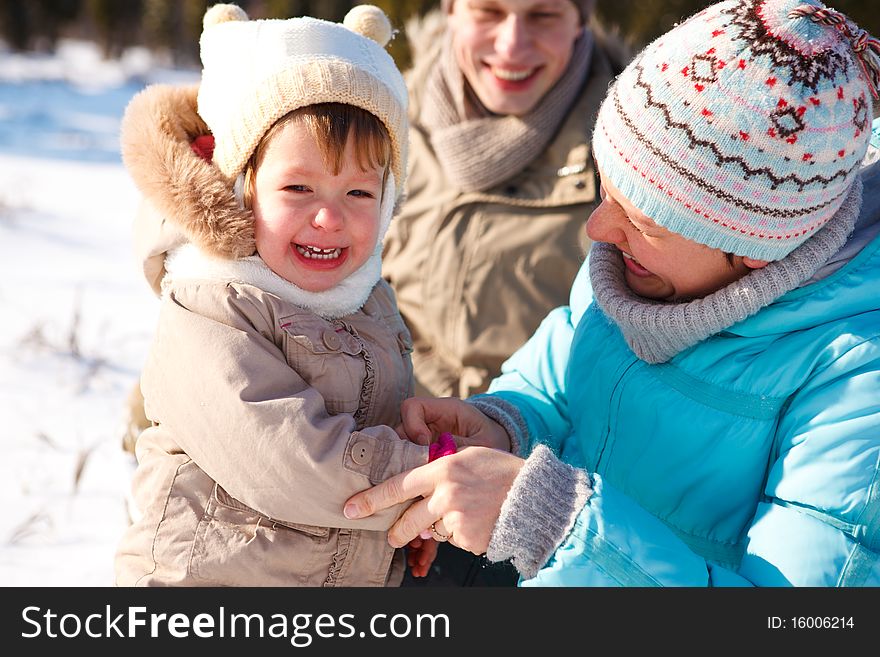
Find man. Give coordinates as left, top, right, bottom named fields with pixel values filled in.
left=384, top=0, right=628, bottom=585
left=383, top=0, right=628, bottom=399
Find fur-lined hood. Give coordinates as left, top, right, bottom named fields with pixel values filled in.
left=121, top=84, right=255, bottom=260
left=123, top=83, right=392, bottom=317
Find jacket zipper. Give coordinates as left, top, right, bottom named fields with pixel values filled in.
left=594, top=357, right=640, bottom=472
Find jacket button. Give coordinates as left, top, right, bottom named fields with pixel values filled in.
left=351, top=440, right=373, bottom=465
left=323, top=328, right=342, bottom=351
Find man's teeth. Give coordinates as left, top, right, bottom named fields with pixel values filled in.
left=492, top=67, right=533, bottom=81
left=296, top=245, right=342, bottom=260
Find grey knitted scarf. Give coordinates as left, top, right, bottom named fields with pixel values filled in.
left=422, top=31, right=593, bottom=193
left=590, top=177, right=863, bottom=364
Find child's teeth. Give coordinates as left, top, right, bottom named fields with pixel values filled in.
left=296, top=245, right=341, bottom=259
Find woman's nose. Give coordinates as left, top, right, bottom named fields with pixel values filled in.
left=585, top=200, right=627, bottom=246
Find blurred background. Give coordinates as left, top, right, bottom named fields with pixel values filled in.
left=4, top=0, right=875, bottom=71
left=0, top=1, right=876, bottom=586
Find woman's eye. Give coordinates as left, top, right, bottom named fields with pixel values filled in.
left=628, top=218, right=651, bottom=236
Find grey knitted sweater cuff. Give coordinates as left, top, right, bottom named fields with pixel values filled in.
left=466, top=395, right=528, bottom=455
left=486, top=444, right=593, bottom=580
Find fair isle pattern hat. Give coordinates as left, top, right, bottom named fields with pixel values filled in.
left=197, top=4, right=408, bottom=200
left=592, top=0, right=879, bottom=261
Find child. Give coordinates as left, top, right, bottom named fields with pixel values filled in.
left=345, top=0, right=880, bottom=587
left=115, top=4, right=438, bottom=586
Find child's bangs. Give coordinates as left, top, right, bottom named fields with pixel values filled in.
left=293, top=103, right=391, bottom=176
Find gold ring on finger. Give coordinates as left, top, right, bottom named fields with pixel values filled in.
left=430, top=521, right=451, bottom=542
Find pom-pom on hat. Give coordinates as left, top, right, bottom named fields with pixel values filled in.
left=197, top=4, right=407, bottom=200
left=592, top=0, right=878, bottom=261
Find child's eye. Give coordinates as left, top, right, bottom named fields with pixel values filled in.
left=348, top=189, right=376, bottom=199
left=284, top=184, right=310, bottom=193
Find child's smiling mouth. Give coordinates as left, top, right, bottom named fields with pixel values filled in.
left=294, top=244, right=343, bottom=260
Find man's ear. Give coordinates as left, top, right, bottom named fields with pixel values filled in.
left=742, top=257, right=770, bottom=270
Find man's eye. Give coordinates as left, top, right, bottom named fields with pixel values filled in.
left=472, top=7, right=503, bottom=20
left=529, top=11, right=561, bottom=22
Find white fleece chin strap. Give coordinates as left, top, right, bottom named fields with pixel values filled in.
left=166, top=173, right=397, bottom=319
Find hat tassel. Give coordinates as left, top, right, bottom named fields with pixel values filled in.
left=789, top=3, right=880, bottom=99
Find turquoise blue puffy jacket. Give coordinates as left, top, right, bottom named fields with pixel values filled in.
left=485, top=162, right=880, bottom=586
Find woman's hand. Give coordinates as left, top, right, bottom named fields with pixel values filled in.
left=396, top=397, right=512, bottom=452
left=344, top=447, right=524, bottom=555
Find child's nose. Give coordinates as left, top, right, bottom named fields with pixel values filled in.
left=312, top=204, right=344, bottom=231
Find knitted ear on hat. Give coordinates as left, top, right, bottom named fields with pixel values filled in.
left=202, top=3, right=248, bottom=27
left=592, top=0, right=877, bottom=262
left=343, top=4, right=394, bottom=46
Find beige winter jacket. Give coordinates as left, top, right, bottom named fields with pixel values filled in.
left=382, top=14, right=628, bottom=398
left=115, top=85, right=428, bottom=587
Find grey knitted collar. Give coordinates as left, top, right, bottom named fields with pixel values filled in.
left=589, top=178, right=862, bottom=364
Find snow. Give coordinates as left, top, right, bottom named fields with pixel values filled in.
left=0, top=40, right=198, bottom=586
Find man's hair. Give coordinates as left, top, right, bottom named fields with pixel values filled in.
left=241, top=103, right=391, bottom=209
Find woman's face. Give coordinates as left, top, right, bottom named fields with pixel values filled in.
left=448, top=0, right=583, bottom=116
left=586, top=170, right=768, bottom=301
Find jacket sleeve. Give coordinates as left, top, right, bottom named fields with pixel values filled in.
left=140, top=282, right=428, bottom=531
left=522, top=337, right=880, bottom=586
left=472, top=262, right=596, bottom=457
left=481, top=267, right=880, bottom=586
left=490, top=337, right=880, bottom=586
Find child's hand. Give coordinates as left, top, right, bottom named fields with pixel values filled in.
left=394, top=397, right=512, bottom=452
left=406, top=536, right=439, bottom=578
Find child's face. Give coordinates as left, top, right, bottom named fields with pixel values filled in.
left=586, top=170, right=768, bottom=301
left=252, top=122, right=384, bottom=292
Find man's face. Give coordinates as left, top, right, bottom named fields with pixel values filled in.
left=448, top=0, right=583, bottom=116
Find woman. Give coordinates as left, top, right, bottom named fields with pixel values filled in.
left=346, top=0, right=880, bottom=586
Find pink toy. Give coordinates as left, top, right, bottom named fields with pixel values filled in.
left=428, top=432, right=457, bottom=462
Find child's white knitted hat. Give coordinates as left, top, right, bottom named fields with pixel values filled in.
left=197, top=4, right=408, bottom=199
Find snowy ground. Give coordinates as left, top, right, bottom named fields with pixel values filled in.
left=0, top=40, right=198, bottom=586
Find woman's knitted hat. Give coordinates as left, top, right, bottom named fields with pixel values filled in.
left=592, top=0, right=879, bottom=261
left=197, top=4, right=408, bottom=200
